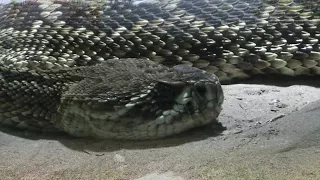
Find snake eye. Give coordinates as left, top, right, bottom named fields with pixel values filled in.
left=195, top=82, right=207, bottom=96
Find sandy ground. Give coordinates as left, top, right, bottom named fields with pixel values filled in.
left=1, top=77, right=320, bottom=180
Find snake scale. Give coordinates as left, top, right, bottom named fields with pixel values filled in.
left=0, top=0, right=319, bottom=140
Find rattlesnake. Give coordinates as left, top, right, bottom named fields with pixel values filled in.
left=0, top=0, right=319, bottom=139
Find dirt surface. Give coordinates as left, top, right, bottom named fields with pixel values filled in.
left=1, top=78, right=320, bottom=180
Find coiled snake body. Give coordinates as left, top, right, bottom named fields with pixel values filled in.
left=0, top=0, right=319, bottom=139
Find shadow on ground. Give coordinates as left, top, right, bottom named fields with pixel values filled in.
left=0, top=121, right=226, bottom=152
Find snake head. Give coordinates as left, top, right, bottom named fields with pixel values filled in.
left=56, top=58, right=224, bottom=139
left=151, top=65, right=224, bottom=135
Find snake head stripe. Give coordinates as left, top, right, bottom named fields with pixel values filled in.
left=54, top=58, right=224, bottom=139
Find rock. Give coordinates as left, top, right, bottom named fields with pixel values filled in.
left=113, top=154, right=125, bottom=163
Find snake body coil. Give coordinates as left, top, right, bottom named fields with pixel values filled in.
left=0, top=0, right=319, bottom=139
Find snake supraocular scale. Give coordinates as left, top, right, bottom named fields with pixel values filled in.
left=0, top=0, right=319, bottom=139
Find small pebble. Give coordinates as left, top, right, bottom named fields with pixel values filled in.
left=113, top=154, right=125, bottom=163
